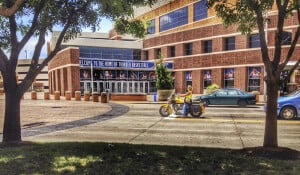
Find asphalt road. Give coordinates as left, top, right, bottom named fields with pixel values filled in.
left=3, top=99, right=295, bottom=151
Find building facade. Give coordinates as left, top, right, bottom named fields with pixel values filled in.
left=48, top=0, right=300, bottom=98
left=135, top=0, right=300, bottom=97
left=48, top=32, right=173, bottom=96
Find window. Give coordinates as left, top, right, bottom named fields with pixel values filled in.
left=194, top=0, right=208, bottom=21
left=147, top=19, right=155, bottom=34
left=169, top=46, right=176, bottom=57
left=186, top=71, right=192, bottom=87
left=144, top=50, right=149, bottom=60
left=281, top=31, right=292, bottom=45
left=155, top=48, right=161, bottom=59
left=224, top=68, right=234, bottom=88
left=203, top=70, right=212, bottom=89
left=133, top=49, right=141, bottom=60
left=159, top=7, right=188, bottom=32
left=248, top=67, right=261, bottom=92
left=185, top=43, right=193, bottom=55
left=203, top=40, right=212, bottom=53
left=225, top=37, right=235, bottom=51
left=249, top=34, right=261, bottom=48
left=79, top=47, right=141, bottom=60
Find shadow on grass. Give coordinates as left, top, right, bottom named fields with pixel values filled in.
left=0, top=142, right=299, bottom=175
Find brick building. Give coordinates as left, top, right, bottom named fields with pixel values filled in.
left=48, top=0, right=300, bottom=99
left=48, top=32, right=173, bottom=97
left=134, top=0, right=300, bottom=97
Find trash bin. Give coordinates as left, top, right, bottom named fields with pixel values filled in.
left=101, top=92, right=107, bottom=103
left=153, top=92, right=157, bottom=102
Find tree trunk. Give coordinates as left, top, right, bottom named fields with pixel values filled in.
left=2, top=88, right=22, bottom=143
left=263, top=79, right=278, bottom=148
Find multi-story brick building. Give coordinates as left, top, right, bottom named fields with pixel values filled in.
left=134, top=0, right=300, bottom=97
left=48, top=32, right=173, bottom=97
left=48, top=0, right=300, bottom=99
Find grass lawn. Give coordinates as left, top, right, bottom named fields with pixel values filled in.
left=0, top=142, right=299, bottom=175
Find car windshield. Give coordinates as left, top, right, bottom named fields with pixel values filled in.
left=285, top=89, right=300, bottom=97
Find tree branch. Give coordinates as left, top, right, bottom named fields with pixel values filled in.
left=0, top=0, right=24, bottom=17
left=19, top=1, right=48, bottom=48
left=8, top=14, right=19, bottom=71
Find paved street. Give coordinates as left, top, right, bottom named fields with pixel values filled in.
left=0, top=96, right=299, bottom=150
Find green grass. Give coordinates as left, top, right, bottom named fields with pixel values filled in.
left=0, top=142, right=299, bottom=175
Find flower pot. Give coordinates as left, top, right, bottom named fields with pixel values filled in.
left=157, top=89, right=174, bottom=101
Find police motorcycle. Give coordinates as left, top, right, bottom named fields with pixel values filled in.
left=159, top=93, right=205, bottom=117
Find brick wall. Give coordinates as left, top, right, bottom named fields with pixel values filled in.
left=48, top=48, right=80, bottom=97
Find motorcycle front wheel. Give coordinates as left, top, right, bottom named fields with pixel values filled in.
left=159, top=106, right=170, bottom=117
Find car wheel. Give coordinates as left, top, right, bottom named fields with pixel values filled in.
left=238, top=100, right=247, bottom=107
left=280, top=106, right=296, bottom=120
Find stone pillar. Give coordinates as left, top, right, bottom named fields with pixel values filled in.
left=92, top=92, right=99, bottom=102
left=84, top=91, right=90, bottom=101
left=54, top=91, right=60, bottom=100
left=44, top=92, right=50, bottom=100
left=65, top=91, right=71, bottom=101
left=31, top=91, right=37, bottom=100
left=75, top=91, right=81, bottom=101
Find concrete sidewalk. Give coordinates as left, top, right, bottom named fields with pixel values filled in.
left=2, top=93, right=297, bottom=151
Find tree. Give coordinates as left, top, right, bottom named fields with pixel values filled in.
left=0, top=0, right=157, bottom=143
left=155, top=54, right=174, bottom=90
left=0, top=0, right=24, bottom=17
left=208, top=0, right=300, bottom=148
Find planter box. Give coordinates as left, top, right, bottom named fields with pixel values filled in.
left=157, top=89, right=174, bottom=101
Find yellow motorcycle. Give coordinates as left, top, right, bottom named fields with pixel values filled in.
left=159, top=94, right=205, bottom=117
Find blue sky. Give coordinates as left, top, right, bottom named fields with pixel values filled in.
left=19, top=17, right=113, bottom=59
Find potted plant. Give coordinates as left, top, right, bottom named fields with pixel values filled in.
left=155, top=55, right=174, bottom=101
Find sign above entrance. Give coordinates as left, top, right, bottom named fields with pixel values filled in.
left=79, top=58, right=173, bottom=70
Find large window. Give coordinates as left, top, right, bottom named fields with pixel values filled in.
left=224, top=68, right=234, bottom=88
left=186, top=71, right=192, bottom=87
left=147, top=19, right=155, bottom=34
left=203, top=40, right=212, bottom=53
left=281, top=31, right=292, bottom=45
left=225, top=37, right=235, bottom=51
left=185, top=43, right=193, bottom=55
left=159, top=7, right=188, bottom=32
left=203, top=70, right=212, bottom=89
left=248, top=67, right=261, bottom=92
left=144, top=50, right=149, bottom=60
left=194, top=0, right=208, bottom=21
left=155, top=48, right=161, bottom=59
left=169, top=46, right=176, bottom=57
left=249, top=34, right=261, bottom=48
left=79, top=47, right=141, bottom=60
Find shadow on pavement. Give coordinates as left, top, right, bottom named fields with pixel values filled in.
left=21, top=103, right=129, bottom=137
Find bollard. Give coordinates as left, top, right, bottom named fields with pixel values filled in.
left=54, top=91, right=60, bottom=100
left=84, top=91, right=90, bottom=101
left=44, top=92, right=50, bottom=100
left=31, top=91, right=37, bottom=100
left=75, top=91, right=81, bottom=101
left=101, top=92, right=107, bottom=103
left=65, top=91, right=71, bottom=101
left=92, top=92, right=99, bottom=102
left=153, top=92, right=157, bottom=102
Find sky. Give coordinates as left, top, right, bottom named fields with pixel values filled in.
left=19, top=17, right=113, bottom=59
